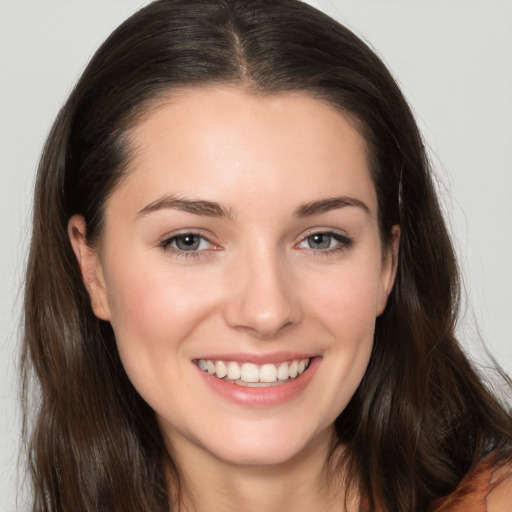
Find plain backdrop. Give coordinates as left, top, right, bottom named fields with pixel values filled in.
left=1, top=1, right=511, bottom=510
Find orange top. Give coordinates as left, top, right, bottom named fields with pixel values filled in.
left=359, top=455, right=512, bottom=512
left=430, top=455, right=512, bottom=512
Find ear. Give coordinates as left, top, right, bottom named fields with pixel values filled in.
left=68, top=215, right=111, bottom=321
left=377, top=225, right=400, bottom=315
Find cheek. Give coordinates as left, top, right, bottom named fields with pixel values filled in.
left=303, top=260, right=382, bottom=404
left=305, top=261, right=383, bottom=341
left=103, top=261, right=220, bottom=384
left=106, top=262, right=213, bottom=334
left=102, top=259, right=227, bottom=421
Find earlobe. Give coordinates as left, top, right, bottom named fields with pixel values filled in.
left=68, top=215, right=111, bottom=321
left=377, top=225, right=400, bottom=314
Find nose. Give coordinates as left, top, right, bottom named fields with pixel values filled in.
left=223, top=249, right=301, bottom=339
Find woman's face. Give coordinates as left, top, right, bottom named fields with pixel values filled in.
left=70, top=87, right=398, bottom=468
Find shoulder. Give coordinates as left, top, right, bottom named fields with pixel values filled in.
left=430, top=455, right=512, bottom=512
left=486, top=460, right=512, bottom=512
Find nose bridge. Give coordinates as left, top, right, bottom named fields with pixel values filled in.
left=223, top=240, right=300, bottom=338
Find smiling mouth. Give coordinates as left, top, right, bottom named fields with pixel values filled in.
left=196, top=358, right=311, bottom=387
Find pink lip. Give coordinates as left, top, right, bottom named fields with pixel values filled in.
left=196, top=356, right=321, bottom=407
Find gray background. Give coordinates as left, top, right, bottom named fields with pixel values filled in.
left=1, top=1, right=511, bottom=509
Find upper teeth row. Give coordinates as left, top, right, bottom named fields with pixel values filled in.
left=198, top=358, right=310, bottom=383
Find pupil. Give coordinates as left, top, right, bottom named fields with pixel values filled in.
left=310, top=234, right=330, bottom=249
left=177, top=235, right=199, bottom=250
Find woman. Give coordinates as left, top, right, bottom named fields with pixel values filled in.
left=21, top=0, right=512, bottom=510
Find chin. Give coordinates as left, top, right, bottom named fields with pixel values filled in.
left=192, top=418, right=334, bottom=468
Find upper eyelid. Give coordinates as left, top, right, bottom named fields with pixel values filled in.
left=159, top=229, right=215, bottom=244
left=296, top=229, right=353, bottom=250
left=158, top=227, right=351, bottom=248
left=297, top=227, right=350, bottom=241
left=159, top=234, right=217, bottom=260
left=159, top=232, right=215, bottom=252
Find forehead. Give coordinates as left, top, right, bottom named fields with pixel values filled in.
left=113, top=86, right=376, bottom=217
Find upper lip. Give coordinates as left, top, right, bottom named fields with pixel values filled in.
left=193, top=352, right=317, bottom=365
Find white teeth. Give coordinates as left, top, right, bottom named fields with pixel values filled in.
left=197, top=357, right=311, bottom=385
left=289, top=360, right=298, bottom=379
left=277, top=362, right=289, bottom=381
left=240, top=363, right=259, bottom=383
left=206, top=360, right=216, bottom=375
left=260, top=363, right=277, bottom=383
left=215, top=361, right=227, bottom=379
left=227, top=361, right=241, bottom=380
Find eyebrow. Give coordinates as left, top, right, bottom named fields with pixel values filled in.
left=293, top=196, right=372, bottom=218
left=136, top=194, right=371, bottom=220
left=136, top=195, right=234, bottom=219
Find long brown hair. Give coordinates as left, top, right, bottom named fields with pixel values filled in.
left=22, top=0, right=512, bottom=510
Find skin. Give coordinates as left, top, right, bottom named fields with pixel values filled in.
left=69, top=87, right=399, bottom=511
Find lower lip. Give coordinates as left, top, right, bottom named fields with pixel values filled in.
left=197, top=357, right=320, bottom=407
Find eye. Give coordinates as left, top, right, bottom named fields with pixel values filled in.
left=160, top=233, right=213, bottom=253
left=297, top=231, right=352, bottom=252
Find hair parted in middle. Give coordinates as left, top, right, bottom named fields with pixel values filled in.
left=22, top=1, right=512, bottom=511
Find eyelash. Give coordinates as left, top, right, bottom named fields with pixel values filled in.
left=297, top=231, right=353, bottom=256
left=159, top=230, right=353, bottom=259
left=159, top=232, right=214, bottom=258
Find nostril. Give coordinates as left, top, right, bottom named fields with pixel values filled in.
left=231, top=317, right=296, bottom=340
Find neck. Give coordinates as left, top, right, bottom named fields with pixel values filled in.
left=166, top=427, right=359, bottom=512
